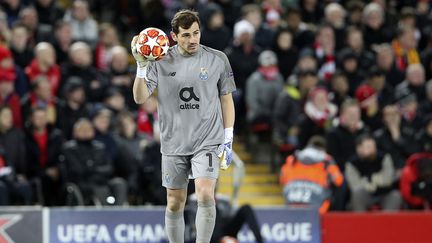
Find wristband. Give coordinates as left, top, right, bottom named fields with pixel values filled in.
left=224, top=127, right=234, bottom=143
left=136, top=62, right=147, bottom=78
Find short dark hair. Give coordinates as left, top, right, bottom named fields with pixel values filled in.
left=171, top=9, right=200, bottom=34
left=307, top=135, right=327, bottom=149
left=355, top=133, right=374, bottom=147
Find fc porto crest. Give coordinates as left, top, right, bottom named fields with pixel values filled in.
left=199, top=68, right=209, bottom=81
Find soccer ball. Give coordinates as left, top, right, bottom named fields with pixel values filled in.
left=135, top=27, right=170, bottom=61
left=220, top=236, right=238, bottom=243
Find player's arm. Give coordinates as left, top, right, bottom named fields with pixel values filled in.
left=131, top=35, right=151, bottom=104
left=218, top=93, right=235, bottom=170
left=133, top=76, right=150, bottom=104
left=220, top=93, right=235, bottom=129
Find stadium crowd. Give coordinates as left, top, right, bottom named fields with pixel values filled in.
left=0, top=0, right=432, bottom=211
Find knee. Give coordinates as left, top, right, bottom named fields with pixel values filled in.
left=166, top=191, right=186, bottom=212
left=195, top=186, right=215, bottom=202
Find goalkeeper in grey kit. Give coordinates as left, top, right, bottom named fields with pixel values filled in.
left=131, top=9, right=236, bottom=243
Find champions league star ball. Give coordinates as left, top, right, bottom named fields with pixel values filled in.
left=136, top=27, right=170, bottom=61
left=220, top=236, right=238, bottom=243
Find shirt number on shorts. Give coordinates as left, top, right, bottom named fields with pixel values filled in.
left=206, top=153, right=213, bottom=168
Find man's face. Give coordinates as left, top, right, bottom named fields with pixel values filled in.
left=0, top=108, right=12, bottom=131
left=35, top=79, right=51, bottom=101
left=341, top=105, right=360, bottom=130
left=74, top=121, right=94, bottom=141
left=31, top=110, right=47, bottom=130
left=356, top=139, right=377, bottom=161
left=172, top=22, right=201, bottom=55
left=38, top=46, right=56, bottom=67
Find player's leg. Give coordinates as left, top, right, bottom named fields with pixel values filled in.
left=191, top=146, right=219, bottom=243
left=162, top=155, right=190, bottom=243
left=166, top=188, right=187, bottom=243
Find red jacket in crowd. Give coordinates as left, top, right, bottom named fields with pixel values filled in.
left=25, top=59, right=61, bottom=96
left=400, top=153, right=432, bottom=208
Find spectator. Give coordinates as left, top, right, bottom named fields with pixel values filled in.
left=61, top=42, right=107, bottom=102
left=60, top=118, right=127, bottom=206
left=342, top=26, right=375, bottom=73
left=328, top=71, right=350, bottom=108
left=241, top=4, right=274, bottom=49
left=273, top=68, right=319, bottom=153
left=397, top=7, right=421, bottom=44
left=56, top=76, right=91, bottom=139
left=0, top=62, right=22, bottom=128
left=24, top=107, right=64, bottom=206
left=63, top=0, right=98, bottom=47
left=392, top=26, right=420, bottom=71
left=9, top=23, right=33, bottom=69
left=375, top=43, right=405, bottom=88
left=261, top=0, right=283, bottom=30
left=225, top=19, right=260, bottom=135
left=365, top=66, right=394, bottom=109
left=345, top=0, right=364, bottom=27
left=0, top=0, right=24, bottom=27
left=299, top=0, right=323, bottom=24
left=18, top=6, right=47, bottom=44
left=415, top=115, right=432, bottom=153
left=0, top=105, right=32, bottom=205
left=374, top=105, right=418, bottom=170
left=51, top=20, right=72, bottom=65
left=284, top=7, right=315, bottom=50
left=0, top=44, right=28, bottom=98
left=400, top=153, right=432, bottom=209
left=128, top=0, right=169, bottom=34
left=272, top=28, right=298, bottom=80
left=346, top=134, right=402, bottom=211
left=326, top=99, right=367, bottom=172
left=25, top=42, right=61, bottom=96
left=298, top=87, right=337, bottom=149
left=395, top=63, right=426, bottom=103
left=200, top=3, right=231, bottom=51
left=324, top=3, right=346, bottom=51
left=136, top=96, right=160, bottom=141
left=280, top=135, right=343, bottom=213
left=106, top=46, right=136, bottom=110
left=314, top=24, right=336, bottom=83
left=354, top=84, right=382, bottom=132
left=91, top=106, right=118, bottom=162
left=21, top=77, right=58, bottom=126
left=246, top=50, right=283, bottom=130
left=337, top=48, right=365, bottom=95
left=114, top=111, right=164, bottom=205
left=34, top=0, right=64, bottom=28
left=419, top=80, right=432, bottom=115
left=95, top=23, right=119, bottom=71
left=103, top=87, right=126, bottom=118
left=287, top=48, right=317, bottom=85
left=0, top=10, right=11, bottom=45
left=362, top=2, right=394, bottom=49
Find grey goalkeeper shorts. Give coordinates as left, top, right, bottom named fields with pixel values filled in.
left=161, top=145, right=220, bottom=189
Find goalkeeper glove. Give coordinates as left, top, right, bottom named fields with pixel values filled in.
left=131, top=35, right=149, bottom=78
left=217, top=127, right=234, bottom=170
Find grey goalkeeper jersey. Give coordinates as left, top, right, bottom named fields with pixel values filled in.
left=145, top=45, right=236, bottom=155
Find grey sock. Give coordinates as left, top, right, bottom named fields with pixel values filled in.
left=165, top=210, right=184, bottom=243
left=195, top=200, right=216, bottom=243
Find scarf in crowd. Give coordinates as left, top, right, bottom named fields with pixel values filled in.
left=258, top=66, right=279, bottom=80
left=392, top=40, right=420, bottom=71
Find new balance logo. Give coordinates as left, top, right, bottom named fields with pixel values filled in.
left=169, top=72, right=176, bottom=77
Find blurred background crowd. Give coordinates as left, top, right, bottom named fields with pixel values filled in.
left=0, top=0, right=432, bottom=212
